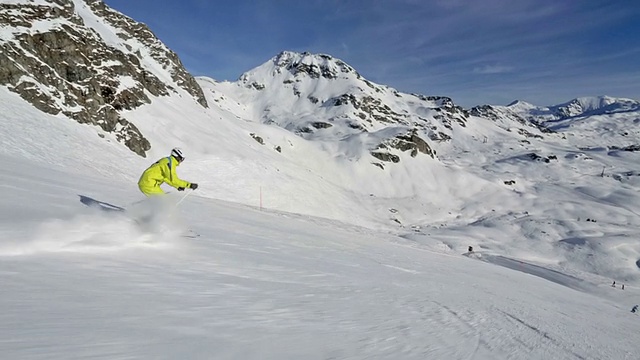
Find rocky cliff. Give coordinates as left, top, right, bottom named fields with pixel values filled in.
left=0, top=0, right=207, bottom=156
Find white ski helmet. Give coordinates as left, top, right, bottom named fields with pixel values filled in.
left=171, top=147, right=185, bottom=162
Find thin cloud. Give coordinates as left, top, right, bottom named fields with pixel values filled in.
left=472, top=65, right=514, bottom=75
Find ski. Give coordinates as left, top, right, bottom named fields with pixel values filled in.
left=182, top=229, right=200, bottom=238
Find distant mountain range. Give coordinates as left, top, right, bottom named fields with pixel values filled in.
left=507, top=96, right=640, bottom=122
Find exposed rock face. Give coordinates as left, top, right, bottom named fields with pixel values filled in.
left=371, top=129, right=435, bottom=162
left=273, top=51, right=357, bottom=80
left=0, top=0, right=207, bottom=156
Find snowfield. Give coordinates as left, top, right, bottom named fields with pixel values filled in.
left=1, top=156, right=639, bottom=360
left=1, top=87, right=639, bottom=359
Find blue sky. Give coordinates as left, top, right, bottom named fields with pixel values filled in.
left=102, top=0, right=640, bottom=108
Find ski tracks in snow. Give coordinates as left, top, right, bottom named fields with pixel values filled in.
left=497, top=309, right=587, bottom=360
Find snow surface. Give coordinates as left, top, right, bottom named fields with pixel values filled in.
left=1, top=84, right=640, bottom=358
left=1, top=135, right=639, bottom=359
left=1, top=5, right=640, bottom=355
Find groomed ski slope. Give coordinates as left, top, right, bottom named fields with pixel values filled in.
left=1, top=157, right=639, bottom=359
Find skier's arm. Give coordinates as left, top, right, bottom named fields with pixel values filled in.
left=164, top=162, right=191, bottom=189
left=166, top=177, right=190, bottom=189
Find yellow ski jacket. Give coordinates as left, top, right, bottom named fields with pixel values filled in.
left=138, top=156, right=191, bottom=196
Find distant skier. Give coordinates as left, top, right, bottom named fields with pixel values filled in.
left=138, top=148, right=198, bottom=196
left=632, top=305, right=638, bottom=313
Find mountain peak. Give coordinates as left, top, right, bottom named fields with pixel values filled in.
left=238, top=51, right=359, bottom=83
left=272, top=51, right=358, bottom=80
left=506, top=100, right=538, bottom=110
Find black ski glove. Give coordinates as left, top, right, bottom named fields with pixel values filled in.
left=189, top=183, right=198, bottom=190
left=177, top=187, right=185, bottom=191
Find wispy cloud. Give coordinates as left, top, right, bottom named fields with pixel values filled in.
left=472, top=65, right=514, bottom=75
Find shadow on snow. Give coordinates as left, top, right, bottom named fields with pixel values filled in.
left=466, top=252, right=588, bottom=292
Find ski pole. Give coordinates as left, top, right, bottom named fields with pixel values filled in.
left=175, top=189, right=194, bottom=207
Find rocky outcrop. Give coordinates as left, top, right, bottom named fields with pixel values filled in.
left=330, top=94, right=410, bottom=125
left=86, top=1, right=207, bottom=107
left=414, top=95, right=468, bottom=129
left=0, top=0, right=207, bottom=156
left=274, top=51, right=358, bottom=80
left=371, top=129, right=435, bottom=163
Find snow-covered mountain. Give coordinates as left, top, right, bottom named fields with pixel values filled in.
left=1, top=1, right=640, bottom=358
left=1, top=1, right=640, bottom=352
left=202, top=50, right=483, bottom=173
left=229, top=51, right=470, bottom=162
left=1, top=0, right=640, bottom=282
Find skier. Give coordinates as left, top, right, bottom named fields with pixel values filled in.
left=138, top=148, right=198, bottom=196
left=632, top=305, right=638, bottom=313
